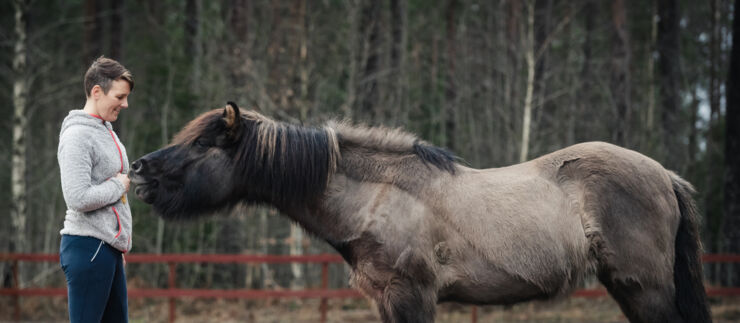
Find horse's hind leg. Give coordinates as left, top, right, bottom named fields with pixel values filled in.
left=593, top=236, right=684, bottom=322
left=599, top=272, right=683, bottom=323
left=589, top=217, right=684, bottom=322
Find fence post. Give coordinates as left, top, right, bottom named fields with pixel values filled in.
left=13, top=259, right=19, bottom=322
left=471, top=306, right=477, bottom=323
left=169, top=262, right=176, bottom=323
left=320, top=262, right=328, bottom=323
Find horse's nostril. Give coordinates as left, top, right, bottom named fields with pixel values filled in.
left=132, top=159, right=145, bottom=173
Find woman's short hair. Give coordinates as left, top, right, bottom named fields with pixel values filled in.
left=84, top=56, right=134, bottom=97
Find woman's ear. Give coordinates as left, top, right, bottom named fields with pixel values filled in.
left=90, top=85, right=102, bottom=99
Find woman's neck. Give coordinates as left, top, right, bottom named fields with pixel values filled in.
left=82, top=99, right=98, bottom=116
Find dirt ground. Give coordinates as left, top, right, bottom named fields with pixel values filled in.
left=1, top=295, right=738, bottom=322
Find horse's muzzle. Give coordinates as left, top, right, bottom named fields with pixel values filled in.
left=133, top=180, right=157, bottom=204
left=129, top=165, right=158, bottom=204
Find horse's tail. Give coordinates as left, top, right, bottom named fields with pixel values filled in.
left=669, top=172, right=712, bottom=323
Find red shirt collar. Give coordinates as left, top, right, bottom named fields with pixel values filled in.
left=87, top=113, right=106, bottom=124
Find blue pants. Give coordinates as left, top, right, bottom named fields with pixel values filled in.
left=60, top=235, right=128, bottom=323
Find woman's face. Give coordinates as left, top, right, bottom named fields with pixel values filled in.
left=93, top=79, right=130, bottom=122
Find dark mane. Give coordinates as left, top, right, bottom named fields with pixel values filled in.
left=233, top=110, right=339, bottom=207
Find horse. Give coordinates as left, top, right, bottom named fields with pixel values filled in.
left=130, top=102, right=711, bottom=323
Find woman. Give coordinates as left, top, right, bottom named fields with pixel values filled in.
left=57, top=56, right=134, bottom=323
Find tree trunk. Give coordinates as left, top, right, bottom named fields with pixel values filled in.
left=358, top=0, right=382, bottom=122
left=507, top=0, right=522, bottom=163
left=229, top=0, right=251, bottom=102
left=230, top=0, right=250, bottom=45
left=389, top=0, right=408, bottom=125
left=610, top=0, right=632, bottom=147
left=444, top=0, right=459, bottom=151
left=83, top=0, right=102, bottom=64
left=723, top=0, right=740, bottom=287
left=290, top=0, right=308, bottom=290
left=289, top=223, right=305, bottom=289
left=341, top=2, right=361, bottom=119
left=645, top=0, right=658, bottom=149
left=577, top=0, right=596, bottom=146
left=155, top=28, right=177, bottom=259
left=520, top=0, right=535, bottom=163
left=297, top=0, right=309, bottom=121
left=565, top=12, right=577, bottom=147
left=110, top=0, right=123, bottom=60
left=185, top=0, right=199, bottom=58
left=709, top=0, right=721, bottom=126
left=656, top=0, right=684, bottom=170
left=12, top=0, right=29, bottom=286
left=532, top=0, right=552, bottom=154
left=185, top=0, right=202, bottom=93
left=704, top=0, right=726, bottom=274
left=110, top=0, right=125, bottom=140
left=259, top=209, right=273, bottom=288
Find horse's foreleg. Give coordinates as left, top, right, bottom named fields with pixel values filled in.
left=378, top=276, right=436, bottom=323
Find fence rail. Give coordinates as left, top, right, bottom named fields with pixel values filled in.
left=2, top=253, right=739, bottom=323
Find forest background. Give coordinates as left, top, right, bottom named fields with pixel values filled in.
left=1, top=0, right=739, bottom=294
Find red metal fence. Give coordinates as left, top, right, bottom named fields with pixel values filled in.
left=1, top=253, right=739, bottom=323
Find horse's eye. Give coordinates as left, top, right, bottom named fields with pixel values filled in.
left=194, top=138, right=208, bottom=148
left=214, top=135, right=227, bottom=147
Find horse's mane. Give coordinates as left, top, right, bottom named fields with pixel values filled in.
left=171, top=110, right=222, bottom=146
left=327, top=120, right=458, bottom=174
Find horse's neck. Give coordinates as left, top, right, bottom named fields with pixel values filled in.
left=275, top=174, right=365, bottom=245
left=277, top=145, right=449, bottom=245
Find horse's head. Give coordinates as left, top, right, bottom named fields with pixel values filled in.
left=132, top=102, right=338, bottom=219
left=130, top=102, right=252, bottom=219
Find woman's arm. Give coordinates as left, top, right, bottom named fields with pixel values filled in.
left=58, top=129, right=126, bottom=213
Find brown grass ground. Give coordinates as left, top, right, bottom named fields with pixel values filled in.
left=0, top=295, right=738, bottom=322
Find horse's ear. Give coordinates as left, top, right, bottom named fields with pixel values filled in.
left=222, top=101, right=241, bottom=135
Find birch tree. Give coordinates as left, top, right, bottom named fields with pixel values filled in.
left=11, top=0, right=29, bottom=285
left=290, top=0, right=309, bottom=290
left=520, top=0, right=535, bottom=163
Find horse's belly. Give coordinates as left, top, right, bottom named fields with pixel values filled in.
left=437, top=265, right=550, bottom=305
left=443, top=174, right=590, bottom=297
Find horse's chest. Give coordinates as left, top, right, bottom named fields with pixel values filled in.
left=330, top=232, right=398, bottom=300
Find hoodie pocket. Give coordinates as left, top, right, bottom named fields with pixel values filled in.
left=112, top=206, right=122, bottom=239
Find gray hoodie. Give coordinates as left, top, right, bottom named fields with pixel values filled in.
left=58, top=110, right=132, bottom=252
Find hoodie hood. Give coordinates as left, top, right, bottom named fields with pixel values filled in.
left=61, top=110, right=111, bottom=135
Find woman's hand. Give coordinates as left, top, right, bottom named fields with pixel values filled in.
left=115, top=173, right=130, bottom=192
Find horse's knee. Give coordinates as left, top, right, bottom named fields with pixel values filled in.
left=378, top=277, right=436, bottom=323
